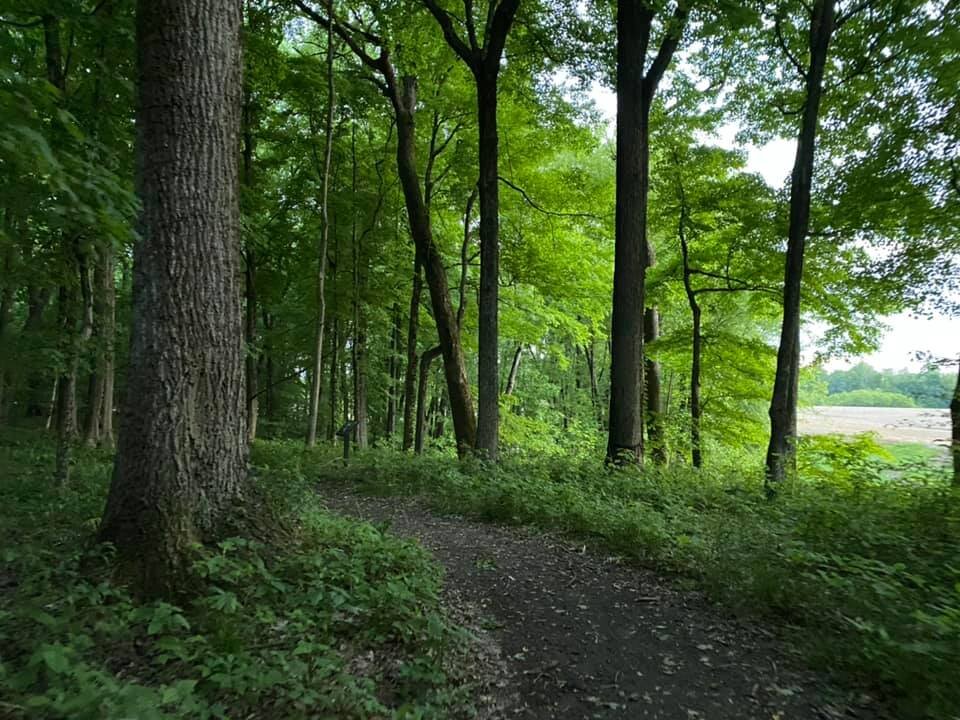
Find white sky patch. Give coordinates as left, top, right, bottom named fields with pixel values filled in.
left=580, top=82, right=958, bottom=371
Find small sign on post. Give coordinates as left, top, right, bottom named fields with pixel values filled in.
left=338, top=421, right=358, bottom=462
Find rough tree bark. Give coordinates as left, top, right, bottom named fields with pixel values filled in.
left=766, top=0, right=836, bottom=489
left=607, top=0, right=689, bottom=464
left=99, top=0, right=247, bottom=594
left=305, top=14, right=335, bottom=447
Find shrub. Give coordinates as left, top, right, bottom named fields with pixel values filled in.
left=0, top=432, right=476, bottom=719
left=823, top=389, right=918, bottom=407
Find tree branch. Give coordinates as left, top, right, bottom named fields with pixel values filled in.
left=644, top=0, right=690, bottom=101
left=293, top=0, right=389, bottom=89
left=774, top=12, right=808, bottom=81
left=482, top=0, right=521, bottom=73
left=421, top=0, right=477, bottom=68
left=0, top=16, right=42, bottom=27
left=498, top=175, right=606, bottom=220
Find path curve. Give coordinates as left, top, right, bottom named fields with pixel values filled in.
left=318, top=483, right=884, bottom=720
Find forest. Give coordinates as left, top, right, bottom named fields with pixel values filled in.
left=0, top=0, right=959, bottom=718
left=808, top=362, right=957, bottom=407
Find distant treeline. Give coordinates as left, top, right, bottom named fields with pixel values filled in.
left=805, top=363, right=954, bottom=408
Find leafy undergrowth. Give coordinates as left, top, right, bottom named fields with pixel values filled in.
left=0, top=430, right=477, bottom=719
left=312, top=436, right=960, bottom=719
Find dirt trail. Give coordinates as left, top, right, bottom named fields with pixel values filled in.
left=318, top=484, right=885, bottom=720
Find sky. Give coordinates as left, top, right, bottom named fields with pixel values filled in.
left=584, top=85, right=958, bottom=372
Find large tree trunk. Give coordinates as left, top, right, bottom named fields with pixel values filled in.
left=766, top=0, right=835, bottom=489
left=99, top=0, right=246, bottom=595
left=402, top=257, right=422, bottom=450
left=607, top=5, right=652, bottom=464
left=305, top=19, right=335, bottom=447
left=475, top=73, right=501, bottom=460
left=606, top=1, right=687, bottom=464
left=393, top=78, right=476, bottom=456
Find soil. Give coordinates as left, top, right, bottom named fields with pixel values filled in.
left=317, top=483, right=888, bottom=720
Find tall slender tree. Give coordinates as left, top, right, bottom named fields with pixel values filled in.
left=765, top=0, right=836, bottom=487
left=305, top=8, right=336, bottom=447
left=421, top=0, right=521, bottom=461
left=607, top=0, right=689, bottom=464
left=294, top=0, right=478, bottom=455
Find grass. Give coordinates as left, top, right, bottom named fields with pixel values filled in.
left=314, top=437, right=960, bottom=719
left=0, top=430, right=479, bottom=719
left=882, top=441, right=948, bottom=466
left=3, top=427, right=957, bottom=718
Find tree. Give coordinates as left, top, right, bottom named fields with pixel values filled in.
left=294, top=0, right=478, bottom=456
left=764, top=0, right=836, bottom=488
left=421, top=0, right=521, bottom=461
left=759, top=0, right=928, bottom=488
left=99, top=0, right=247, bottom=593
left=305, top=10, right=335, bottom=448
left=607, top=0, right=689, bottom=464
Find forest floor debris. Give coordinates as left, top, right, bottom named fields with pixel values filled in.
left=318, top=482, right=890, bottom=720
